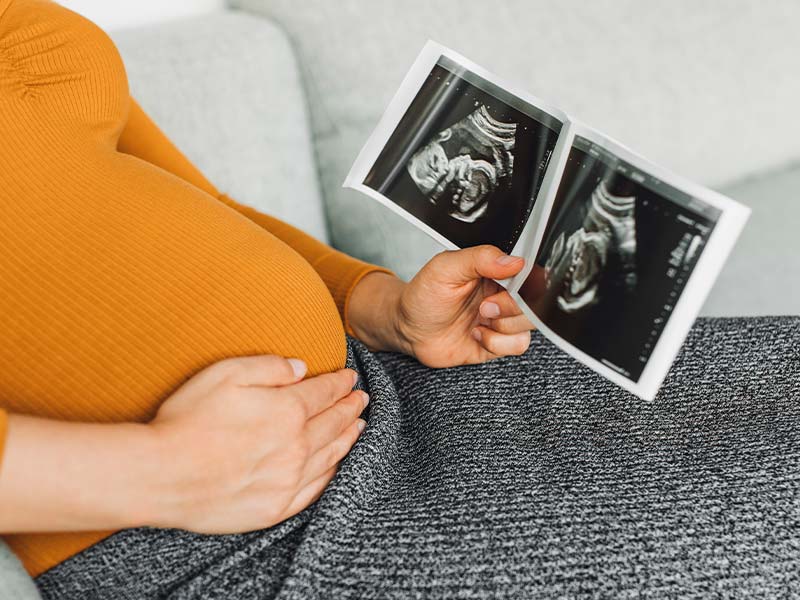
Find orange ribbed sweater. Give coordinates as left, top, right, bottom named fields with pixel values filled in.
left=0, top=0, right=387, bottom=576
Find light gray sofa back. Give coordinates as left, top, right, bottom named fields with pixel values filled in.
left=106, top=5, right=798, bottom=316
left=231, top=0, right=800, bottom=281
left=112, top=13, right=329, bottom=243
left=0, top=541, right=40, bottom=600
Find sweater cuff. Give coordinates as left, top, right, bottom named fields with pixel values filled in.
left=343, top=266, right=396, bottom=338
left=311, top=253, right=394, bottom=337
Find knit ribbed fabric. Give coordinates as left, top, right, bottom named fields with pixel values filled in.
left=0, top=0, right=389, bottom=577
left=35, top=319, right=800, bottom=598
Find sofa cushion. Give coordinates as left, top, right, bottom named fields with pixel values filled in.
left=112, top=12, right=329, bottom=242
left=231, top=0, right=800, bottom=282
left=702, top=163, right=800, bottom=316
left=0, top=540, right=40, bottom=600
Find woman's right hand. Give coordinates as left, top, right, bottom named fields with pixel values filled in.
left=147, top=355, right=367, bottom=533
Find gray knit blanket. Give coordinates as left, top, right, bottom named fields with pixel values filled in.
left=36, top=317, right=800, bottom=599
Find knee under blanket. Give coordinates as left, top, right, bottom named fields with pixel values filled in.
left=36, top=317, right=800, bottom=599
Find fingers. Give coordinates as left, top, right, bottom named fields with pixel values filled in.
left=479, top=291, right=534, bottom=336
left=305, top=390, right=369, bottom=453
left=216, top=355, right=308, bottom=387
left=479, top=290, right=523, bottom=320
left=283, top=466, right=338, bottom=521
left=489, top=314, right=535, bottom=335
left=479, top=291, right=535, bottom=335
left=472, top=326, right=530, bottom=357
left=301, top=418, right=366, bottom=487
left=287, top=414, right=369, bottom=520
left=433, top=245, right=524, bottom=285
left=291, top=368, right=358, bottom=418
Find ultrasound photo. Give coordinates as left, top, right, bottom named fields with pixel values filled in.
left=363, top=58, right=561, bottom=253
left=519, top=137, right=721, bottom=381
left=407, top=105, right=516, bottom=224
left=543, top=180, right=638, bottom=314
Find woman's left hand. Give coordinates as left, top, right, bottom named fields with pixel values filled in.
left=348, top=245, right=534, bottom=368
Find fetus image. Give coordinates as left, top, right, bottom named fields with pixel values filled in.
left=405, top=105, right=517, bottom=223
left=543, top=181, right=638, bottom=314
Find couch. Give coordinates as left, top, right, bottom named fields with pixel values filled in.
left=4, top=2, right=799, bottom=596
left=120, top=1, right=800, bottom=317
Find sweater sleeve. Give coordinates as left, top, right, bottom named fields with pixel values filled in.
left=117, top=99, right=393, bottom=329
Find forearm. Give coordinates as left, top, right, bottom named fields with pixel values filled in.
left=0, top=414, right=160, bottom=533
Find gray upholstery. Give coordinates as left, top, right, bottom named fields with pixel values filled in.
left=111, top=7, right=800, bottom=316
left=231, top=0, right=800, bottom=282
left=704, top=163, right=800, bottom=316
left=111, top=13, right=329, bottom=243
left=0, top=541, right=41, bottom=600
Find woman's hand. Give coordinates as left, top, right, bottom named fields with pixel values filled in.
left=348, top=245, right=534, bottom=367
left=149, top=356, right=366, bottom=533
left=0, top=356, right=366, bottom=534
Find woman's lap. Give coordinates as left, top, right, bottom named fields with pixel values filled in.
left=37, top=317, right=800, bottom=598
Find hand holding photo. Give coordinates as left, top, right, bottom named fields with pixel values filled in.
left=345, top=41, right=750, bottom=399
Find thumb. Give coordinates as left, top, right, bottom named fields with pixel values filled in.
left=434, top=245, right=525, bottom=284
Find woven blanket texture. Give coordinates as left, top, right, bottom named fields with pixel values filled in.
left=36, top=317, right=800, bottom=599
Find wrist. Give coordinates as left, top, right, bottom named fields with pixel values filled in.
left=60, top=421, right=163, bottom=531
left=347, top=271, right=411, bottom=354
left=125, top=422, right=173, bottom=529
left=136, top=421, right=195, bottom=530
left=0, top=416, right=163, bottom=533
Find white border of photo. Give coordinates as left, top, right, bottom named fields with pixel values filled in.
left=510, top=122, right=750, bottom=400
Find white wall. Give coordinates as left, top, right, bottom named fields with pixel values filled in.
left=58, top=0, right=226, bottom=31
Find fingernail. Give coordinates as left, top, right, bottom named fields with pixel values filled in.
left=357, top=419, right=366, bottom=433
left=350, top=370, right=359, bottom=386
left=471, top=328, right=482, bottom=342
left=480, top=302, right=501, bottom=319
left=360, top=391, right=370, bottom=408
left=287, top=358, right=307, bottom=379
left=496, top=254, right=523, bottom=266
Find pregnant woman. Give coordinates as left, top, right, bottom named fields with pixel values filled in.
left=0, top=0, right=532, bottom=593
left=2, top=1, right=799, bottom=598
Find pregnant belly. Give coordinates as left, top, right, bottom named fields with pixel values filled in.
left=0, top=159, right=347, bottom=426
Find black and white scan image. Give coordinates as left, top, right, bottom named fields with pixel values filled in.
left=543, top=180, right=638, bottom=314
left=363, top=58, right=561, bottom=253
left=407, top=105, right=516, bottom=224
left=519, top=137, right=720, bottom=382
